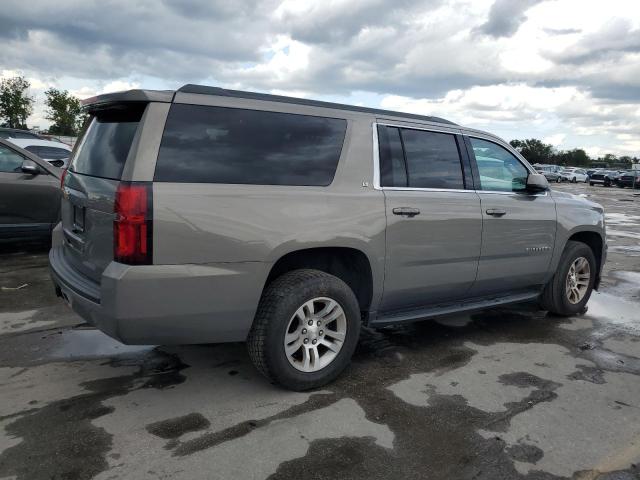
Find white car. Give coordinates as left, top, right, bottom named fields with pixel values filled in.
left=6, top=138, right=72, bottom=169
left=560, top=167, right=589, bottom=183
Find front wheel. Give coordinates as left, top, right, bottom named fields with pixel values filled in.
left=540, top=241, right=596, bottom=316
left=247, top=269, right=361, bottom=390
left=589, top=182, right=594, bottom=186
left=572, top=177, right=577, bottom=183
left=557, top=177, right=562, bottom=183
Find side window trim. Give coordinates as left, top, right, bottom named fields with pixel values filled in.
left=372, top=121, right=473, bottom=193
left=464, top=134, right=544, bottom=195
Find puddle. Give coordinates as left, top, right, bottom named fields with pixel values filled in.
left=609, top=245, right=640, bottom=257
left=0, top=327, right=155, bottom=366
left=606, top=229, right=639, bottom=240
left=605, top=212, right=640, bottom=227
left=46, top=329, right=154, bottom=362
left=585, top=291, right=640, bottom=334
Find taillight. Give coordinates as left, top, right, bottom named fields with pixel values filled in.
left=114, top=182, right=152, bottom=265
left=60, top=168, right=68, bottom=189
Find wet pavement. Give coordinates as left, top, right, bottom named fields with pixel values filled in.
left=1, top=183, right=639, bottom=480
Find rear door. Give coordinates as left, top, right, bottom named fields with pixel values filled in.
left=61, top=105, right=145, bottom=282
left=377, top=123, right=482, bottom=312
left=464, top=136, right=556, bottom=295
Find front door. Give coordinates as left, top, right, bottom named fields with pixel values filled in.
left=376, top=124, right=482, bottom=313
left=0, top=144, right=60, bottom=236
left=465, top=136, right=556, bottom=295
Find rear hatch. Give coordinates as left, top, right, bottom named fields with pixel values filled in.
left=61, top=104, right=146, bottom=283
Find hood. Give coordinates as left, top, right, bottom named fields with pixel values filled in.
left=550, top=189, right=604, bottom=214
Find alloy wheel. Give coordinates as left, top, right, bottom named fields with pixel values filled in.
left=283, top=297, right=347, bottom=372
left=565, top=257, right=591, bottom=304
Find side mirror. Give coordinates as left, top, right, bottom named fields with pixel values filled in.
left=526, top=173, right=549, bottom=192
left=21, top=160, right=40, bottom=175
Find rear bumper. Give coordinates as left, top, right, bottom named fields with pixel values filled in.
left=50, top=245, right=269, bottom=345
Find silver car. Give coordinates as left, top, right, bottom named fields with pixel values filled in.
left=50, top=85, right=607, bottom=390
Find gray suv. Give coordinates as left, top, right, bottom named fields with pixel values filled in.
left=50, top=85, right=606, bottom=390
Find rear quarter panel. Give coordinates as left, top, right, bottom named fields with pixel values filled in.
left=151, top=105, right=387, bottom=312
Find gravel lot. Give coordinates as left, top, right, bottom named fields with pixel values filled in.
left=1, top=183, right=639, bottom=480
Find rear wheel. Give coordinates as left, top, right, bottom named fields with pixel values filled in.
left=556, top=177, right=561, bottom=183
left=247, top=269, right=361, bottom=390
left=589, top=182, right=594, bottom=186
left=540, top=241, right=596, bottom=316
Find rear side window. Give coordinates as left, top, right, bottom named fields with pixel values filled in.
left=377, top=125, right=464, bottom=189
left=70, top=105, right=145, bottom=180
left=154, top=104, right=347, bottom=186
left=401, top=129, right=464, bottom=189
left=38, top=146, right=71, bottom=160
left=378, top=126, right=407, bottom=187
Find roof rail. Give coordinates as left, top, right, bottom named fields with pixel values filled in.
left=177, top=84, right=457, bottom=126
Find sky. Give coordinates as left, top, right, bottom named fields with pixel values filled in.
left=1, top=0, right=639, bottom=157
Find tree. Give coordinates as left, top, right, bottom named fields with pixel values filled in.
left=509, top=138, right=554, bottom=164
left=553, top=148, right=590, bottom=167
left=44, top=88, right=85, bottom=136
left=0, top=76, right=34, bottom=129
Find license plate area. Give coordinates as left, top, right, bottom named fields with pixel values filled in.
left=72, top=205, right=85, bottom=233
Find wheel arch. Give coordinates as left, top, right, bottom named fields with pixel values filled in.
left=263, top=247, right=376, bottom=319
left=558, top=229, right=605, bottom=290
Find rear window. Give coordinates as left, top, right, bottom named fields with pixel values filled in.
left=69, top=105, right=145, bottom=180
left=154, top=104, right=347, bottom=186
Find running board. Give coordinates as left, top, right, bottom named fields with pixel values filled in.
left=370, top=290, right=541, bottom=326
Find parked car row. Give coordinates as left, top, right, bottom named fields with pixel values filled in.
left=533, top=163, right=640, bottom=188
left=589, top=169, right=640, bottom=188
left=0, top=128, right=73, bottom=168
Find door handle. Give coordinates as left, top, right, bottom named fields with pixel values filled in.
left=486, top=208, right=507, bottom=217
left=393, top=207, right=421, bottom=217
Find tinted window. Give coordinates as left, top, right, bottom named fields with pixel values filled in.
left=400, top=129, right=464, bottom=189
left=155, top=104, right=347, bottom=186
left=24, top=146, right=40, bottom=156
left=470, top=138, right=528, bottom=192
left=0, top=144, right=24, bottom=173
left=37, top=146, right=70, bottom=160
left=70, top=106, right=144, bottom=180
left=11, top=131, right=41, bottom=139
left=378, top=125, right=407, bottom=187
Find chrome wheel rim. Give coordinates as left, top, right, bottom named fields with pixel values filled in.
left=283, top=297, right=347, bottom=373
left=566, top=257, right=590, bottom=304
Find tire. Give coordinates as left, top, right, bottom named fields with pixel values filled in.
left=571, top=177, right=577, bottom=183
left=589, top=182, right=594, bottom=186
left=557, top=177, right=561, bottom=183
left=247, top=269, right=361, bottom=391
left=540, top=241, right=597, bottom=316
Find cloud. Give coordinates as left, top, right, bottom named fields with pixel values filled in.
left=475, top=0, right=548, bottom=38
left=0, top=0, right=639, bottom=156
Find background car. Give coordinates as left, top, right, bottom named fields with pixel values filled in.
left=6, top=138, right=72, bottom=168
left=535, top=167, right=562, bottom=183
left=590, top=170, right=619, bottom=187
left=616, top=171, right=640, bottom=188
left=0, top=138, right=62, bottom=241
left=560, top=167, right=589, bottom=183
left=0, top=127, right=45, bottom=140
